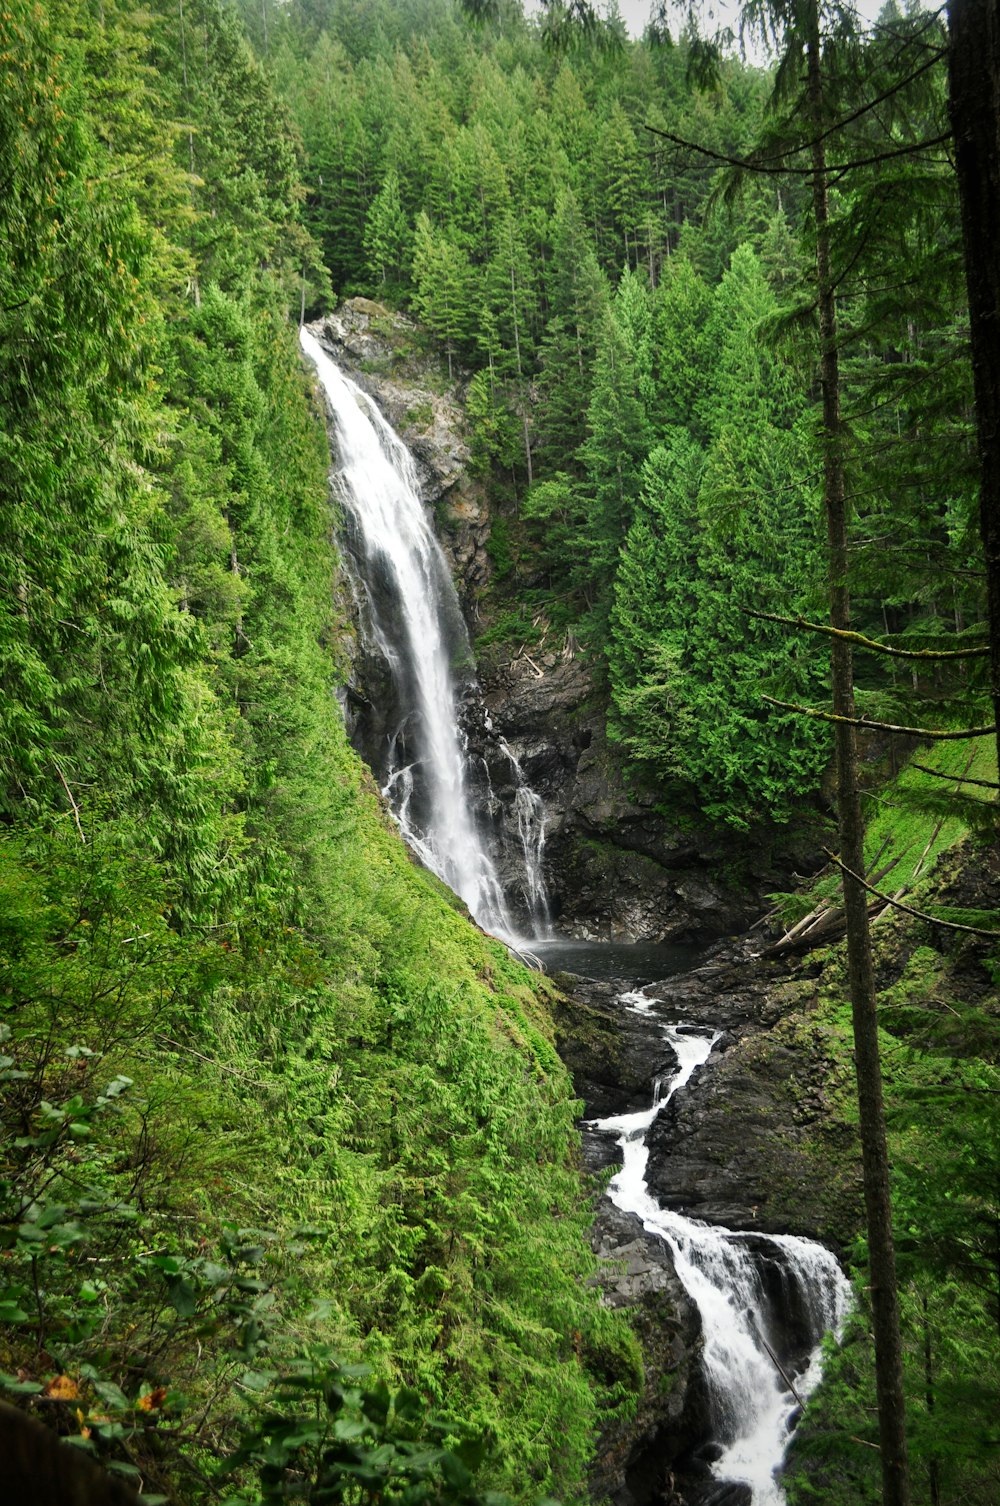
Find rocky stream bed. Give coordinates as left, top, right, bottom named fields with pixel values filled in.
left=549, top=937, right=863, bottom=1506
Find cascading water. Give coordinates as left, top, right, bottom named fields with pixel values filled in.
left=300, top=325, right=547, bottom=941
left=596, top=990, right=851, bottom=1506
left=499, top=739, right=549, bottom=930
left=301, top=320, right=842, bottom=1496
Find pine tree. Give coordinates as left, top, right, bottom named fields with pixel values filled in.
left=363, top=167, right=411, bottom=293
left=411, top=211, right=476, bottom=378
left=577, top=299, right=653, bottom=626
left=534, top=192, right=610, bottom=473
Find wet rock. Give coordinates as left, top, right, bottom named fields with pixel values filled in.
left=636, top=951, right=862, bottom=1244
left=478, top=652, right=776, bottom=943
left=549, top=905, right=888, bottom=1504
left=588, top=1205, right=706, bottom=1506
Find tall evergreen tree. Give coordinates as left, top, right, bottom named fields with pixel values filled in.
left=577, top=297, right=653, bottom=624
left=411, top=211, right=476, bottom=378
left=947, top=0, right=1000, bottom=771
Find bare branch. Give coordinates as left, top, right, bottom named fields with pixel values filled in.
left=760, top=695, right=995, bottom=739
left=53, top=761, right=86, bottom=843
left=642, top=121, right=952, bottom=178
left=909, top=762, right=1000, bottom=790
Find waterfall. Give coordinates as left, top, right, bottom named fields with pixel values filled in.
left=499, top=738, right=549, bottom=931
left=300, top=326, right=547, bottom=941
left=595, top=990, right=851, bottom=1506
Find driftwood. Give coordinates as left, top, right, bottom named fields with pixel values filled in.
left=768, top=854, right=902, bottom=955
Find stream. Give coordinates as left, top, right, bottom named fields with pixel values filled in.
left=592, top=984, right=850, bottom=1505
left=301, top=324, right=851, bottom=1505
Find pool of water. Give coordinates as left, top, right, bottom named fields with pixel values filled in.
left=526, top=936, right=702, bottom=985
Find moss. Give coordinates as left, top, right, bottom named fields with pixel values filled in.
left=403, top=400, right=434, bottom=429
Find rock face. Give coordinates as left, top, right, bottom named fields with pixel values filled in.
left=478, top=647, right=817, bottom=942
left=589, top=1204, right=706, bottom=1506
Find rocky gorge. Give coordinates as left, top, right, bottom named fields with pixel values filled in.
left=548, top=942, right=861, bottom=1505
left=305, top=299, right=999, bottom=1505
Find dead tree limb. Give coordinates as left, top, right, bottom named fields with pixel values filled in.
left=744, top=608, right=989, bottom=660
left=761, top=695, right=995, bottom=739
left=911, top=761, right=1000, bottom=789
left=822, top=849, right=1000, bottom=935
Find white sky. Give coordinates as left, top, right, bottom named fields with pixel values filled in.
left=522, top=1, right=923, bottom=54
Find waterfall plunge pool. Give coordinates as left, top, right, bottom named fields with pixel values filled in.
left=528, top=936, right=703, bottom=985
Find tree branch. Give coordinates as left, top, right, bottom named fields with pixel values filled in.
left=822, top=848, right=1000, bottom=935
left=760, top=695, right=995, bottom=739
left=910, top=761, right=1000, bottom=790
left=746, top=46, right=945, bottom=167
left=744, top=607, right=990, bottom=659
left=53, top=761, right=86, bottom=843
left=642, top=121, right=952, bottom=178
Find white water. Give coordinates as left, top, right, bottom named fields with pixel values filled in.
left=300, top=326, right=547, bottom=940
left=499, top=739, right=549, bottom=931
left=596, top=991, right=851, bottom=1505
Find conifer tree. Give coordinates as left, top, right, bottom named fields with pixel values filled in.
left=947, top=0, right=1000, bottom=770
left=729, top=5, right=919, bottom=1497
left=411, top=211, right=476, bottom=378
left=363, top=167, right=411, bottom=293
left=577, top=300, right=653, bottom=622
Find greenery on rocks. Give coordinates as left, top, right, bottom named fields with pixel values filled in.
left=3, top=1, right=1000, bottom=1503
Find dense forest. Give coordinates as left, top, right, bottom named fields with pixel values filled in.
left=1, top=1, right=998, bottom=1505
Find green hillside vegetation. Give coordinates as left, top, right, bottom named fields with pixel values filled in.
left=780, top=741, right=1000, bottom=1505
left=0, top=2, right=637, bottom=1499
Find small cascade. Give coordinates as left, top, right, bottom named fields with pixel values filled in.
left=300, top=325, right=548, bottom=940
left=499, top=739, right=549, bottom=932
left=595, top=991, right=850, bottom=1506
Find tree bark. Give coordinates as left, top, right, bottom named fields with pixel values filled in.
left=805, top=10, right=912, bottom=1504
left=947, top=0, right=1000, bottom=774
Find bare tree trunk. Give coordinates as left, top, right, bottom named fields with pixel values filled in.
left=805, top=12, right=911, bottom=1504
left=947, top=0, right=1000, bottom=772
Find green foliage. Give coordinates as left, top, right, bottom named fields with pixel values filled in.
left=221, top=1347, right=532, bottom=1506
left=773, top=732, right=1000, bottom=1505
left=465, top=371, right=521, bottom=480
left=0, top=3, right=641, bottom=1501
left=607, top=247, right=829, bottom=827
left=364, top=168, right=412, bottom=296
